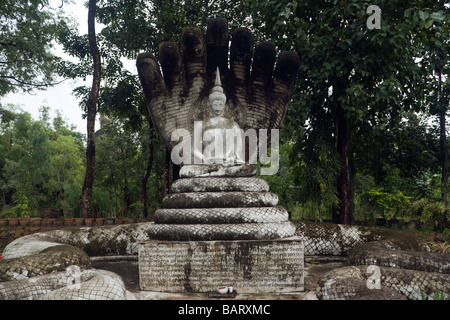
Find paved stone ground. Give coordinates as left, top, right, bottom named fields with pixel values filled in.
left=91, top=255, right=348, bottom=300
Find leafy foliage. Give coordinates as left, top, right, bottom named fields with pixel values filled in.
left=0, top=0, right=68, bottom=95
left=0, top=105, right=85, bottom=217
left=246, top=0, right=449, bottom=227
left=363, top=188, right=413, bottom=220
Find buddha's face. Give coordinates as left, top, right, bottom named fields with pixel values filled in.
left=211, top=99, right=225, bottom=116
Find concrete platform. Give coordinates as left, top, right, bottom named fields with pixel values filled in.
left=91, top=255, right=348, bottom=300
left=138, top=237, right=304, bottom=293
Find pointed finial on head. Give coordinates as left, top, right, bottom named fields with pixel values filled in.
left=209, top=67, right=226, bottom=103
left=215, top=67, right=222, bottom=88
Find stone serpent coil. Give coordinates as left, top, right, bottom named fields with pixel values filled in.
left=295, top=221, right=449, bottom=300
left=0, top=219, right=448, bottom=300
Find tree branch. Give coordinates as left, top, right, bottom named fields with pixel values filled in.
left=0, top=42, right=18, bottom=47
left=0, top=75, right=66, bottom=88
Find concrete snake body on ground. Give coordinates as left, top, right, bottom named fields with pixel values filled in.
left=0, top=220, right=448, bottom=300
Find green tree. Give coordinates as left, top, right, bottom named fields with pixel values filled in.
left=5, top=115, right=50, bottom=210
left=416, top=5, right=450, bottom=216
left=247, top=0, right=447, bottom=224
left=95, top=117, right=139, bottom=216
left=80, top=0, right=101, bottom=218
left=0, top=105, right=86, bottom=217
left=46, top=134, right=85, bottom=216
left=0, top=105, right=18, bottom=210
left=0, top=0, right=68, bottom=96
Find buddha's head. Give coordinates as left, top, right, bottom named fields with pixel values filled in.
left=209, top=68, right=226, bottom=117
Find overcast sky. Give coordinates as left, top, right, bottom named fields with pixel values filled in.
left=2, top=0, right=137, bottom=134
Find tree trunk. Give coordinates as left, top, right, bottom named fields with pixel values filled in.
left=318, top=198, right=323, bottom=223
left=335, top=107, right=352, bottom=225
left=165, top=148, right=170, bottom=195
left=81, top=0, right=100, bottom=218
left=438, top=69, right=448, bottom=232
left=122, top=148, right=131, bottom=214
left=331, top=75, right=353, bottom=225
left=349, top=132, right=356, bottom=220
left=439, top=71, right=448, bottom=210
left=172, top=164, right=180, bottom=181
left=140, top=119, right=154, bottom=219
left=440, top=112, right=447, bottom=209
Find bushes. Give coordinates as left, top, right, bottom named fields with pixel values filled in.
left=363, top=188, right=413, bottom=221
left=0, top=107, right=165, bottom=220
left=408, top=198, right=449, bottom=231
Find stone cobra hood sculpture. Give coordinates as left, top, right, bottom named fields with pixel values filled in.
left=136, top=18, right=300, bottom=151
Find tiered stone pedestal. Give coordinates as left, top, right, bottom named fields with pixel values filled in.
left=138, top=164, right=304, bottom=293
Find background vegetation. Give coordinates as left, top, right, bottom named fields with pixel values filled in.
left=0, top=1, right=449, bottom=237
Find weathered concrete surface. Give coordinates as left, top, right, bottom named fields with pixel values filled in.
left=92, top=255, right=346, bottom=300
left=162, top=191, right=279, bottom=209
left=179, top=164, right=258, bottom=178
left=154, top=206, right=289, bottom=224
left=171, top=177, right=269, bottom=193
left=147, top=222, right=296, bottom=241
left=138, top=238, right=304, bottom=293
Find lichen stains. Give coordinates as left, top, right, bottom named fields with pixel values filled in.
left=0, top=244, right=91, bottom=282
left=183, top=247, right=194, bottom=292
left=234, top=242, right=253, bottom=280
left=83, top=224, right=149, bottom=256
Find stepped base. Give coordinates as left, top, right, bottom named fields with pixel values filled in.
left=147, top=222, right=296, bottom=241
left=154, top=206, right=289, bottom=224
left=162, top=191, right=279, bottom=208
left=138, top=237, right=304, bottom=293
left=179, top=164, right=258, bottom=178
left=171, top=177, right=269, bottom=193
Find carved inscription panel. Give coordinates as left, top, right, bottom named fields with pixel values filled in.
left=139, top=238, right=304, bottom=293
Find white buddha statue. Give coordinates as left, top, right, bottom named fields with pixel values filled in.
left=193, top=68, right=244, bottom=165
